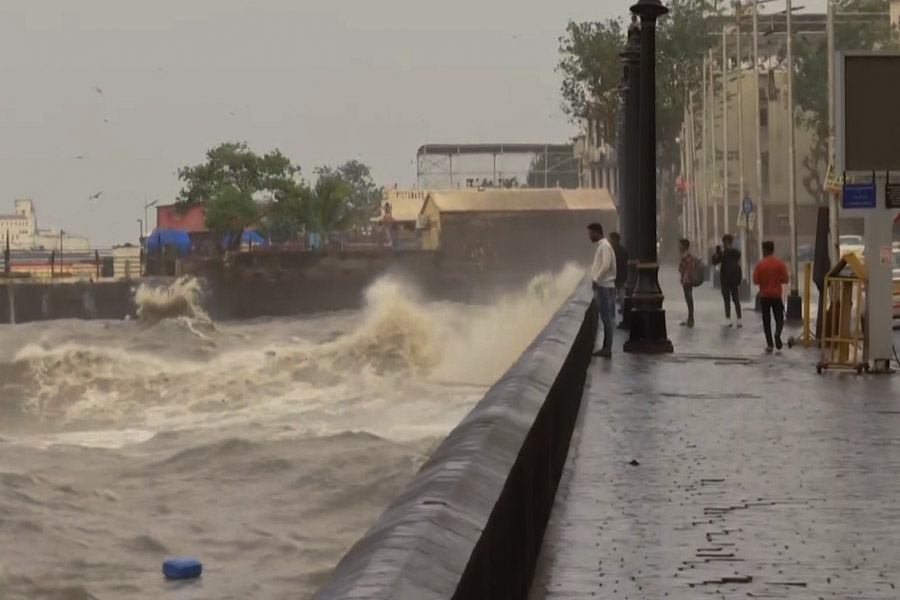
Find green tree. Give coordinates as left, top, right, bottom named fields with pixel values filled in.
left=314, top=160, right=383, bottom=217
left=794, top=0, right=899, bottom=203
left=306, top=172, right=357, bottom=234
left=557, top=19, right=627, bottom=142
left=177, top=142, right=302, bottom=248
left=557, top=1, right=718, bottom=258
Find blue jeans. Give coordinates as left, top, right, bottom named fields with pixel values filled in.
left=594, top=286, right=617, bottom=352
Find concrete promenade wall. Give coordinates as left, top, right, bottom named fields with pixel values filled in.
left=314, top=278, right=597, bottom=600
left=0, top=280, right=135, bottom=324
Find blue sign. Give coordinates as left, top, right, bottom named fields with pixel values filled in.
left=842, top=182, right=877, bottom=209
left=742, top=196, right=754, bottom=215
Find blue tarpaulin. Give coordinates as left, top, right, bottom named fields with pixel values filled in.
left=145, top=229, right=191, bottom=256
left=223, top=230, right=267, bottom=248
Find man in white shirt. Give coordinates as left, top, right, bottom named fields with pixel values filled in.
left=588, top=222, right=617, bottom=358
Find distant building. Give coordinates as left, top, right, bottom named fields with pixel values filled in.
left=156, top=203, right=207, bottom=232
left=417, top=188, right=617, bottom=274
left=0, top=199, right=90, bottom=251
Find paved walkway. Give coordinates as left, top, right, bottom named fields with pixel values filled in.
left=529, top=283, right=900, bottom=600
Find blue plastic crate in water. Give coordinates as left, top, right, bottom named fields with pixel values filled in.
left=162, top=557, right=203, bottom=580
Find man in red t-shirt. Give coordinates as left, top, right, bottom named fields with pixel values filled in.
left=752, top=240, right=790, bottom=353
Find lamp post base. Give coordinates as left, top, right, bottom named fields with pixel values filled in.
left=618, top=260, right=639, bottom=330
left=786, top=290, right=803, bottom=322
left=618, top=295, right=634, bottom=330
left=624, top=262, right=674, bottom=354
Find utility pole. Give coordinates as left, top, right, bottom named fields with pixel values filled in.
left=722, top=26, right=730, bottom=237
left=786, top=0, right=802, bottom=320
left=735, top=5, right=749, bottom=293
left=689, top=94, right=701, bottom=254
left=710, top=49, right=719, bottom=244
left=826, top=0, right=838, bottom=265
left=701, top=55, right=710, bottom=260
left=753, top=0, right=765, bottom=267
left=680, top=117, right=688, bottom=239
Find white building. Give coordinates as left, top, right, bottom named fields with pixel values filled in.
left=0, top=199, right=90, bottom=251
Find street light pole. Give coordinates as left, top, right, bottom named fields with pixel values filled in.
left=621, top=17, right=642, bottom=331
left=709, top=49, right=719, bottom=245
left=785, top=0, right=802, bottom=320
left=722, top=26, right=730, bottom=238
left=753, top=0, right=765, bottom=264
left=624, top=0, right=673, bottom=354
left=826, top=0, right=838, bottom=265
left=702, top=54, right=710, bottom=261
left=735, top=6, right=749, bottom=296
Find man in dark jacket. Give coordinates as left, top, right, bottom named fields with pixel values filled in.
left=608, top=232, right=629, bottom=312
left=712, top=234, right=742, bottom=327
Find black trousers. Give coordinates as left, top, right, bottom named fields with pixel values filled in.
left=682, top=284, right=694, bottom=321
left=761, top=297, right=785, bottom=348
left=722, top=283, right=742, bottom=319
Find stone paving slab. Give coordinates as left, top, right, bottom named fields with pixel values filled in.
left=529, top=284, right=900, bottom=600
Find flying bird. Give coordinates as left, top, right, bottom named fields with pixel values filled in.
left=94, top=87, right=103, bottom=95
left=88, top=192, right=103, bottom=201
left=74, top=154, right=85, bottom=160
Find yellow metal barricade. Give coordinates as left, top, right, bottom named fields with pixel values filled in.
left=817, top=254, right=867, bottom=374
left=788, top=262, right=815, bottom=348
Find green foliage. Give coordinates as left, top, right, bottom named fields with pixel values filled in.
left=557, top=19, right=627, bottom=140
left=314, top=160, right=383, bottom=216
left=306, top=173, right=356, bottom=234
left=557, top=1, right=719, bottom=168
left=177, top=142, right=380, bottom=245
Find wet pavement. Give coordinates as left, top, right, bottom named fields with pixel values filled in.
left=529, top=284, right=900, bottom=600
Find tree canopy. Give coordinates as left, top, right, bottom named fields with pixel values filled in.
left=176, top=143, right=380, bottom=248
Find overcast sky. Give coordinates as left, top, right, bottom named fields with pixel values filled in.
left=0, top=0, right=827, bottom=246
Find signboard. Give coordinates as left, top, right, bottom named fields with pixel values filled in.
left=886, top=182, right=900, bottom=209
left=736, top=211, right=756, bottom=231
left=841, top=182, right=877, bottom=209
left=742, top=196, right=754, bottom=215
left=841, top=54, right=900, bottom=172
left=881, top=245, right=893, bottom=265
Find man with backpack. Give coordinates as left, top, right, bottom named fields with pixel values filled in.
left=678, top=238, right=700, bottom=328
left=712, top=234, right=743, bottom=328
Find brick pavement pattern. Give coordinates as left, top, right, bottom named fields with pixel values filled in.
left=529, top=284, right=900, bottom=600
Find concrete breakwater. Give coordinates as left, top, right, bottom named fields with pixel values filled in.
left=0, top=280, right=136, bottom=324
left=314, top=277, right=596, bottom=600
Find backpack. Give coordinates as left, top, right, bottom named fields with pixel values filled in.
left=690, top=256, right=705, bottom=287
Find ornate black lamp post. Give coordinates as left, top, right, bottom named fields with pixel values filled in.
left=619, top=17, right=641, bottom=331
left=623, top=0, right=674, bottom=354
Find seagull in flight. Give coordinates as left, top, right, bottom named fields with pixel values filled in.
left=74, top=154, right=85, bottom=160
left=95, top=87, right=103, bottom=95
left=88, top=191, right=103, bottom=201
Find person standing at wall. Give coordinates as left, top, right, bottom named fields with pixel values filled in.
left=588, top=223, right=617, bottom=358
left=608, top=232, right=628, bottom=313
left=712, top=234, right=743, bottom=328
left=678, top=238, right=696, bottom=328
left=753, top=240, right=790, bottom=353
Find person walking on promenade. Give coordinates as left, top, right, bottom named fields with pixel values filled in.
left=753, top=240, right=790, bottom=353
left=608, top=232, right=629, bottom=313
left=712, top=234, right=743, bottom=328
left=678, top=238, right=695, bottom=328
left=588, top=223, right=617, bottom=358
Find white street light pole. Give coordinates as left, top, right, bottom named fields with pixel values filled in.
left=753, top=0, right=765, bottom=265
left=735, top=8, right=749, bottom=288
left=710, top=49, right=719, bottom=244
left=786, top=0, right=799, bottom=304
left=722, top=26, right=730, bottom=237
left=826, top=0, right=838, bottom=265
left=701, top=55, right=710, bottom=258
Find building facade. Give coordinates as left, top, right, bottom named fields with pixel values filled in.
left=1, top=199, right=90, bottom=251
left=572, top=117, right=618, bottom=199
